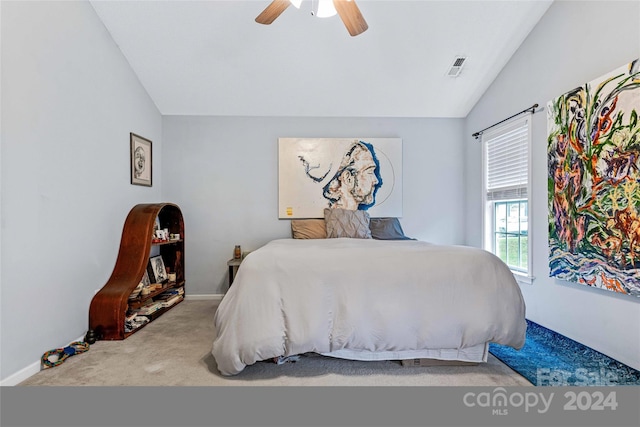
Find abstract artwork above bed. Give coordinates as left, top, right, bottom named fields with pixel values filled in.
left=547, top=59, right=640, bottom=297
left=278, top=138, right=402, bottom=218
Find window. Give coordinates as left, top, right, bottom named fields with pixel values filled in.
left=482, top=115, right=533, bottom=282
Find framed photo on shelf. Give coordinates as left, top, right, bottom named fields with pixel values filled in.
left=130, top=133, right=152, bottom=187
left=141, top=270, right=150, bottom=287
left=147, top=255, right=168, bottom=284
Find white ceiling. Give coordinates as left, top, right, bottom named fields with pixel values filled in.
left=90, top=0, right=553, bottom=118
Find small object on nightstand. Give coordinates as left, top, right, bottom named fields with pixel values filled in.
left=234, top=245, right=242, bottom=259
left=227, top=258, right=242, bottom=287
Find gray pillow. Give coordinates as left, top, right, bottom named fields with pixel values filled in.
left=324, top=208, right=372, bottom=239
left=369, top=217, right=413, bottom=240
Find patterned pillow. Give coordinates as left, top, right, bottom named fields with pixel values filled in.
left=291, top=219, right=327, bottom=239
left=324, top=208, right=372, bottom=239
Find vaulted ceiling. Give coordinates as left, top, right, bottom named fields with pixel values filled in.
left=90, top=0, right=553, bottom=117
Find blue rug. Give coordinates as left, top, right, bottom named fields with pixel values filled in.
left=489, top=320, right=640, bottom=386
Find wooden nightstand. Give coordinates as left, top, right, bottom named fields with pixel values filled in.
left=227, top=258, right=242, bottom=286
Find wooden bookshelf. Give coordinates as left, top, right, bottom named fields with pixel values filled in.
left=89, top=203, right=185, bottom=340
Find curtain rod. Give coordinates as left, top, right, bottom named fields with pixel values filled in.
left=472, top=103, right=539, bottom=140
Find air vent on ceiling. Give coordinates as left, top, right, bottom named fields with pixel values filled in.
left=447, top=56, right=467, bottom=77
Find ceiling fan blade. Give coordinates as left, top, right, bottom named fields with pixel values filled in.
left=333, top=0, right=368, bottom=36
left=256, top=0, right=291, bottom=25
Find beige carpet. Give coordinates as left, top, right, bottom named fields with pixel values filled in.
left=19, top=299, right=532, bottom=386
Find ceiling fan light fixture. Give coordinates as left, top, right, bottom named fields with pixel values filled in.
left=256, top=0, right=368, bottom=36
left=314, top=0, right=337, bottom=18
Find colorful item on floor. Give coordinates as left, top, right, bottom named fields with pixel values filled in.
left=41, top=341, right=90, bottom=369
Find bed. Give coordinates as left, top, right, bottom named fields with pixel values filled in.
left=211, top=215, right=526, bottom=376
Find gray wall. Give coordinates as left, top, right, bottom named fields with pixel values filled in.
left=464, top=0, right=640, bottom=370
left=162, top=116, right=466, bottom=294
left=1, top=1, right=162, bottom=380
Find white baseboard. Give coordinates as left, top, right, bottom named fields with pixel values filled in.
left=185, top=293, right=224, bottom=302
left=0, top=361, right=41, bottom=386
left=1, top=296, right=224, bottom=386
left=1, top=333, right=86, bottom=386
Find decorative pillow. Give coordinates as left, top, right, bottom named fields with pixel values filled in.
left=324, top=208, right=372, bottom=239
left=291, top=219, right=327, bottom=239
left=369, top=217, right=414, bottom=240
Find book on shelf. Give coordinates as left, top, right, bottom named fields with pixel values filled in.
left=155, top=287, right=184, bottom=301
left=134, top=301, right=163, bottom=315
left=124, top=316, right=149, bottom=333
left=159, top=295, right=183, bottom=308
left=154, top=286, right=184, bottom=308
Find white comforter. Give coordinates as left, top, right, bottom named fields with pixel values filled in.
left=212, top=238, right=526, bottom=376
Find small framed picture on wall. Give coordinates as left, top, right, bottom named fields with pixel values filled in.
left=130, top=133, right=152, bottom=186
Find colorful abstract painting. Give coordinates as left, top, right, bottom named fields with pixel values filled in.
left=547, top=60, right=640, bottom=297
left=278, top=138, right=402, bottom=219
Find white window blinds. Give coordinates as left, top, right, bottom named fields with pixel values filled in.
left=484, top=117, right=530, bottom=201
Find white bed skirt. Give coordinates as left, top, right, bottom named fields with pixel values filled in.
left=321, top=342, right=489, bottom=363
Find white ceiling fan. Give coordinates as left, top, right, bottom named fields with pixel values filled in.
left=255, top=0, right=369, bottom=37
